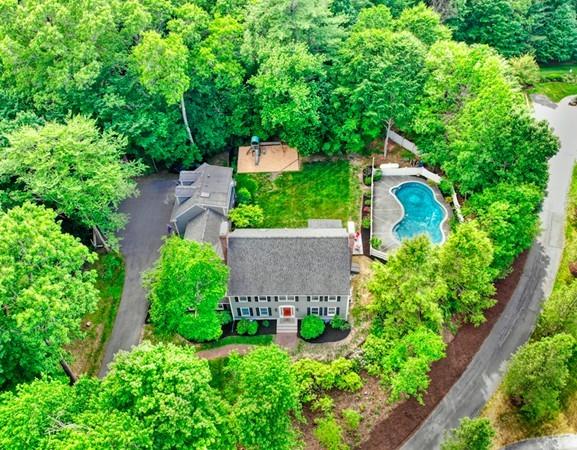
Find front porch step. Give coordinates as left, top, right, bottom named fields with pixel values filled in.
left=277, top=318, right=298, bottom=333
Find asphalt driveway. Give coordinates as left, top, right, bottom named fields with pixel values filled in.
left=99, top=172, right=176, bottom=376
left=502, top=434, right=577, bottom=450
left=401, top=96, right=577, bottom=449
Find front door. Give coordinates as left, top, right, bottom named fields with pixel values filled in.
left=280, top=306, right=294, bottom=318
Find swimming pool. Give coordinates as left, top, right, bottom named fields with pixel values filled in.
left=391, top=181, right=447, bottom=244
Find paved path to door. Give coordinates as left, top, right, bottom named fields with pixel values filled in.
left=400, top=97, right=577, bottom=449
left=99, top=173, right=176, bottom=376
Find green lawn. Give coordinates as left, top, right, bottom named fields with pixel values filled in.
left=68, top=252, right=125, bottom=376
left=529, top=63, right=577, bottom=102
left=197, top=334, right=273, bottom=350
left=236, top=160, right=361, bottom=228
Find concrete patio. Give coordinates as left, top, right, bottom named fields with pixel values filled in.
left=371, top=175, right=451, bottom=255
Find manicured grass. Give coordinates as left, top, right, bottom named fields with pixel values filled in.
left=236, top=161, right=361, bottom=228
left=529, top=81, right=577, bottom=103
left=529, top=63, right=577, bottom=102
left=67, top=252, right=125, bottom=376
left=197, top=334, right=273, bottom=350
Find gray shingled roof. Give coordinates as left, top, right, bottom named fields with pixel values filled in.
left=227, top=228, right=351, bottom=296
left=184, top=209, right=226, bottom=258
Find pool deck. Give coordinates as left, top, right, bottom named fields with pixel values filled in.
left=372, top=176, right=452, bottom=255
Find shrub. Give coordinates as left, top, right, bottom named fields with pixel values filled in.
left=247, top=320, right=259, bottom=336
left=236, top=187, right=252, bottom=205
left=236, top=174, right=259, bottom=196
left=342, top=409, right=362, bottom=431
left=236, top=319, right=251, bottom=335
left=229, top=204, right=264, bottom=228
left=370, top=236, right=382, bottom=249
left=373, top=169, right=382, bottom=182
left=330, top=315, right=351, bottom=331
left=441, top=417, right=495, bottom=450
left=363, top=176, right=371, bottom=186
left=361, top=218, right=371, bottom=229
left=364, top=198, right=371, bottom=206
left=314, top=415, right=348, bottom=450
left=218, top=311, right=233, bottom=325
left=438, top=179, right=454, bottom=196
left=312, top=396, right=334, bottom=414
left=262, top=320, right=270, bottom=327
left=300, top=315, right=325, bottom=340
left=293, top=358, right=363, bottom=403
left=509, top=54, right=540, bottom=87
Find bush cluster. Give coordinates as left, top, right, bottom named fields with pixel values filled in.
left=236, top=319, right=259, bottom=336
left=300, top=315, right=325, bottom=340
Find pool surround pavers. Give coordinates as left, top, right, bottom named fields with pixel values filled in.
left=371, top=176, right=451, bottom=254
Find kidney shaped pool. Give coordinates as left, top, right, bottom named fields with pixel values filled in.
left=391, top=181, right=447, bottom=244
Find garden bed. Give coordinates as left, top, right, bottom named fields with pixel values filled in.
left=298, top=321, right=352, bottom=344
left=221, top=319, right=277, bottom=338
left=360, top=250, right=530, bottom=449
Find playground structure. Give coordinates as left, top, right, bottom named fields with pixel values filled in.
left=237, top=136, right=301, bottom=174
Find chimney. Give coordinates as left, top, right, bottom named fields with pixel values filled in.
left=219, top=221, right=229, bottom=263
left=347, top=221, right=356, bottom=255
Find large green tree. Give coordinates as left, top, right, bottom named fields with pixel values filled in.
left=369, top=236, right=447, bottom=336
left=0, top=116, right=143, bottom=243
left=146, top=236, right=229, bottom=342
left=250, top=43, right=327, bottom=155
left=396, top=3, right=451, bottom=46
left=333, top=26, right=426, bottom=152
left=504, top=333, right=576, bottom=423
left=0, top=203, right=98, bottom=389
left=100, top=342, right=234, bottom=449
left=465, top=183, right=543, bottom=274
left=228, top=346, right=301, bottom=450
left=439, top=221, right=496, bottom=325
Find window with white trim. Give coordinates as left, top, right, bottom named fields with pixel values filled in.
left=328, top=296, right=337, bottom=302
left=239, top=296, right=248, bottom=303
left=258, top=296, right=267, bottom=303
left=310, top=307, right=320, bottom=315
left=311, top=295, right=320, bottom=302
left=216, top=303, right=225, bottom=311
left=259, top=307, right=269, bottom=317
left=278, top=295, right=287, bottom=301
left=240, top=307, right=251, bottom=317
left=287, top=295, right=296, bottom=301
left=327, top=307, right=337, bottom=316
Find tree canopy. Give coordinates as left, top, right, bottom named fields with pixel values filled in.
left=0, top=116, right=143, bottom=243
left=146, top=236, right=229, bottom=342
left=0, top=203, right=98, bottom=389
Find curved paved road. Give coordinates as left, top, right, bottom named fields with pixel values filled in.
left=503, top=434, right=577, bottom=450
left=99, top=173, right=176, bottom=376
left=401, top=97, right=577, bottom=449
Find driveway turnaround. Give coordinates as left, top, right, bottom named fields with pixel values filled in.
left=502, top=434, right=577, bottom=450
left=401, top=97, right=577, bottom=449
left=99, top=173, right=176, bottom=377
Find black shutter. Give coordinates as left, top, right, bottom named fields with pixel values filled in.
left=323, top=307, right=327, bottom=316
left=307, top=307, right=310, bottom=315
left=336, top=296, right=340, bottom=302
left=249, top=308, right=254, bottom=316
left=307, top=296, right=311, bottom=302
left=296, top=296, right=299, bottom=302
left=268, top=308, right=272, bottom=316
left=337, top=307, right=340, bottom=316
left=237, top=308, right=241, bottom=316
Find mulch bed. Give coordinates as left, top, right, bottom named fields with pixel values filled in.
left=360, top=250, right=530, bottom=450
left=299, top=322, right=351, bottom=343
left=220, top=319, right=277, bottom=338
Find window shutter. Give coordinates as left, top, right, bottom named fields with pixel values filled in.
left=237, top=308, right=241, bottom=316
left=323, top=307, right=327, bottom=316
left=268, top=308, right=272, bottom=316
left=336, top=296, right=340, bottom=302
left=307, top=296, right=311, bottom=302
left=273, top=296, right=276, bottom=302
left=337, top=307, right=340, bottom=316
left=307, top=307, right=310, bottom=315
left=256, top=308, right=260, bottom=317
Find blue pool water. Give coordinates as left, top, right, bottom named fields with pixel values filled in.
left=392, top=182, right=446, bottom=244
